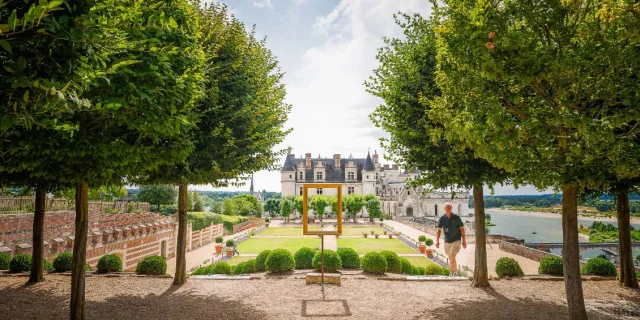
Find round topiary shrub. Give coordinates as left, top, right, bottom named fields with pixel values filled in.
left=538, top=255, right=563, bottom=276
left=294, top=247, right=316, bottom=269
left=337, top=248, right=360, bottom=269
left=211, top=261, right=232, bottom=274
left=233, top=262, right=246, bottom=275
left=442, top=267, right=451, bottom=276
left=53, top=252, right=73, bottom=272
left=424, top=238, right=434, bottom=247
left=191, top=265, right=211, bottom=275
left=136, top=255, right=167, bottom=275
left=226, top=239, right=235, bottom=247
left=255, top=250, right=271, bottom=272
left=9, top=254, right=31, bottom=273
left=312, top=250, right=342, bottom=273
left=424, top=264, right=443, bottom=275
left=97, top=254, right=123, bottom=273
left=581, top=257, right=616, bottom=276
left=243, top=259, right=256, bottom=274
left=0, top=253, right=11, bottom=270
left=495, top=257, right=524, bottom=278
left=361, top=252, right=387, bottom=274
left=418, top=235, right=427, bottom=244
left=379, top=250, right=401, bottom=273
left=399, top=257, right=413, bottom=274
left=413, top=266, right=425, bottom=275
left=265, top=249, right=295, bottom=273
left=44, top=260, right=54, bottom=272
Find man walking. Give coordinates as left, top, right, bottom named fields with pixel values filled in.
left=435, top=203, right=467, bottom=276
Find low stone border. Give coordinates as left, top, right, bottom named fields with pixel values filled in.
left=190, top=275, right=259, bottom=280
left=379, top=275, right=469, bottom=281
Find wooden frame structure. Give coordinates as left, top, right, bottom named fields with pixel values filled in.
left=302, top=183, right=342, bottom=236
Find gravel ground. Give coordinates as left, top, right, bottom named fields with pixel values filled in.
left=0, top=274, right=638, bottom=320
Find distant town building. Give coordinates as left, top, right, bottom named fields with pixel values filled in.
left=280, top=151, right=469, bottom=218
left=249, top=174, right=264, bottom=203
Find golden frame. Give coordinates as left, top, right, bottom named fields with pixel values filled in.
left=302, top=184, right=342, bottom=236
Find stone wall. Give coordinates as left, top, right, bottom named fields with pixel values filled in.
left=0, top=211, right=223, bottom=271
left=499, top=241, right=557, bottom=262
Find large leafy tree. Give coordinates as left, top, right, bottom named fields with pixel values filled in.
left=136, top=3, right=290, bottom=285
left=310, top=195, right=328, bottom=223
left=264, top=198, right=280, bottom=217
left=344, top=194, right=364, bottom=223
left=432, top=0, right=640, bottom=316
left=366, top=12, right=506, bottom=287
left=136, top=185, right=178, bottom=211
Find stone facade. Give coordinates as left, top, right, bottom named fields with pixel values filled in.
left=281, top=151, right=470, bottom=218
left=0, top=211, right=223, bottom=271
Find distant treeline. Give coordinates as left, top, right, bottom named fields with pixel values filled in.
left=126, top=189, right=281, bottom=202
left=469, top=193, right=640, bottom=213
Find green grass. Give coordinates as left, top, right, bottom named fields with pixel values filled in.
left=257, top=226, right=385, bottom=236
left=258, top=228, right=305, bottom=236
left=340, top=226, right=385, bottom=236
left=227, top=256, right=255, bottom=265
left=217, top=214, right=246, bottom=223
left=236, top=237, right=321, bottom=254
left=403, top=256, right=437, bottom=268
left=337, top=238, right=416, bottom=254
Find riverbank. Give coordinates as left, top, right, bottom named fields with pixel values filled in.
left=487, top=208, right=640, bottom=223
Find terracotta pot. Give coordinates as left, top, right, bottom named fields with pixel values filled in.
left=379, top=223, right=383, bottom=227
left=227, top=249, right=234, bottom=257
left=418, top=245, right=426, bottom=253
left=215, top=245, right=223, bottom=254
left=425, top=249, right=433, bottom=258
left=265, top=223, right=269, bottom=228
left=388, top=235, right=393, bottom=239
left=375, top=235, right=379, bottom=239
left=383, top=231, right=387, bottom=235
left=363, top=234, right=368, bottom=238
left=370, top=231, right=375, bottom=235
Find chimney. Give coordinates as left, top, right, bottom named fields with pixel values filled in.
left=373, top=150, right=379, bottom=164
left=334, top=154, right=341, bottom=168
left=305, top=153, right=312, bottom=168
left=392, top=164, right=398, bottom=170
left=383, top=164, right=389, bottom=170
left=290, top=154, right=295, bottom=159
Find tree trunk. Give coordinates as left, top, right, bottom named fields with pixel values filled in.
left=173, top=183, right=188, bottom=285
left=471, top=184, right=489, bottom=287
left=561, top=184, right=587, bottom=320
left=70, top=182, right=89, bottom=320
left=29, top=188, right=46, bottom=283
left=616, top=187, right=638, bottom=288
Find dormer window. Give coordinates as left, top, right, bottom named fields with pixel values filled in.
left=316, top=172, right=323, bottom=180
left=347, top=172, right=354, bottom=180
left=299, top=171, right=303, bottom=180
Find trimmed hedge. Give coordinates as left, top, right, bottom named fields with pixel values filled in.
left=255, top=250, right=271, bottom=272
left=413, top=266, right=425, bottom=275
left=243, top=259, right=257, bottom=274
left=9, top=254, right=31, bottom=273
left=337, top=248, right=360, bottom=269
left=495, top=257, right=524, bottom=278
left=265, top=249, right=295, bottom=273
left=136, top=255, right=167, bottom=275
left=442, top=267, right=451, bottom=276
left=44, top=260, right=54, bottom=271
left=399, top=257, right=413, bottom=274
left=424, top=264, right=443, bottom=276
left=294, top=247, right=316, bottom=269
left=581, top=257, right=616, bottom=276
left=53, top=252, right=73, bottom=272
left=312, top=250, right=342, bottom=273
left=0, top=253, right=10, bottom=270
left=233, top=262, right=247, bottom=275
left=97, top=254, right=123, bottom=273
left=212, top=262, right=232, bottom=274
left=361, top=252, right=387, bottom=274
left=379, top=250, right=401, bottom=273
left=538, top=256, right=563, bottom=276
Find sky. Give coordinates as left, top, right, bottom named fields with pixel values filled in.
left=192, top=0, right=553, bottom=196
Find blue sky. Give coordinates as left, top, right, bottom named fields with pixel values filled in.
left=193, top=0, right=553, bottom=196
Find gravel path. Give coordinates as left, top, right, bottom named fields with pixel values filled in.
left=0, top=275, right=638, bottom=319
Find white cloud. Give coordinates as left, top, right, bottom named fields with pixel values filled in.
left=253, top=0, right=273, bottom=9
left=292, top=0, right=308, bottom=7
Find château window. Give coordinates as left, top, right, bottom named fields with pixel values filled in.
left=299, top=171, right=303, bottom=180
left=289, top=174, right=292, bottom=178
left=408, top=191, right=410, bottom=196
left=317, top=188, right=323, bottom=195
left=375, top=173, right=378, bottom=180
left=347, top=172, right=354, bottom=180
left=366, top=175, right=369, bottom=179
left=316, top=172, right=323, bottom=180
left=300, top=187, right=303, bottom=196
left=348, top=187, right=354, bottom=195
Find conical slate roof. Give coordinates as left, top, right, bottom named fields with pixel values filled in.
left=363, top=152, right=375, bottom=171
left=281, top=155, right=295, bottom=171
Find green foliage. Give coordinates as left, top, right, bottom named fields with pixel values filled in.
left=136, top=255, right=167, bottom=275
left=97, top=254, right=123, bottom=273
left=215, top=236, right=224, bottom=244
left=424, top=238, right=434, bottom=247
left=234, top=194, right=262, bottom=216
left=191, top=191, right=205, bottom=212
left=495, top=257, right=524, bottom=278
left=310, top=195, right=329, bottom=218
left=329, top=196, right=343, bottom=215
left=312, top=250, right=341, bottom=273
left=44, top=260, right=54, bottom=272
left=187, top=212, right=221, bottom=231
left=243, top=259, right=256, bottom=274
left=581, top=258, right=617, bottom=277
left=211, top=262, right=232, bottom=275
left=379, top=250, right=401, bottom=273
left=293, top=247, right=316, bottom=269
left=587, top=222, right=640, bottom=243
left=255, top=250, right=271, bottom=272
left=233, top=262, right=246, bottom=275
left=413, top=266, right=425, bottom=276
left=424, top=264, right=443, bottom=276
left=53, top=252, right=73, bottom=272
left=226, top=239, right=235, bottom=248
left=361, top=252, right=387, bottom=274
left=0, top=253, right=10, bottom=270
left=538, top=256, right=563, bottom=276
left=399, top=257, right=413, bottom=274
left=344, top=194, right=365, bottom=219
left=280, top=197, right=293, bottom=219
left=337, top=247, right=360, bottom=269
left=265, top=249, right=295, bottom=273
left=56, top=186, right=127, bottom=202
left=9, top=254, right=31, bottom=273
left=85, top=264, right=92, bottom=272
left=442, top=267, right=451, bottom=276
left=264, top=199, right=280, bottom=217
left=223, top=198, right=236, bottom=216
left=418, top=235, right=427, bottom=244
left=365, top=197, right=382, bottom=219
left=161, top=205, right=178, bottom=216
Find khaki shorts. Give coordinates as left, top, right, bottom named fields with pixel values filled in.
left=444, top=240, right=461, bottom=256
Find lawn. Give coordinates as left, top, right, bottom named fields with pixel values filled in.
left=337, top=238, right=416, bottom=254
left=402, top=256, right=437, bottom=267
left=226, top=256, right=255, bottom=265
left=340, top=226, right=385, bottom=236
left=258, top=227, right=305, bottom=236
left=236, top=237, right=321, bottom=254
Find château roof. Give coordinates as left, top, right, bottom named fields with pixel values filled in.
left=280, top=154, right=376, bottom=183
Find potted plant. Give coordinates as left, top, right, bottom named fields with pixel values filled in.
left=214, top=236, right=224, bottom=254
left=362, top=232, right=368, bottom=238
left=383, top=230, right=387, bottom=235
left=424, top=238, right=434, bottom=257
left=394, top=231, right=401, bottom=237
left=374, top=233, right=380, bottom=239
left=379, top=217, right=384, bottom=227
left=418, top=235, right=427, bottom=253
left=370, top=230, right=375, bottom=235
left=265, top=217, right=270, bottom=227
left=226, top=239, right=235, bottom=257
left=388, top=233, right=393, bottom=239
